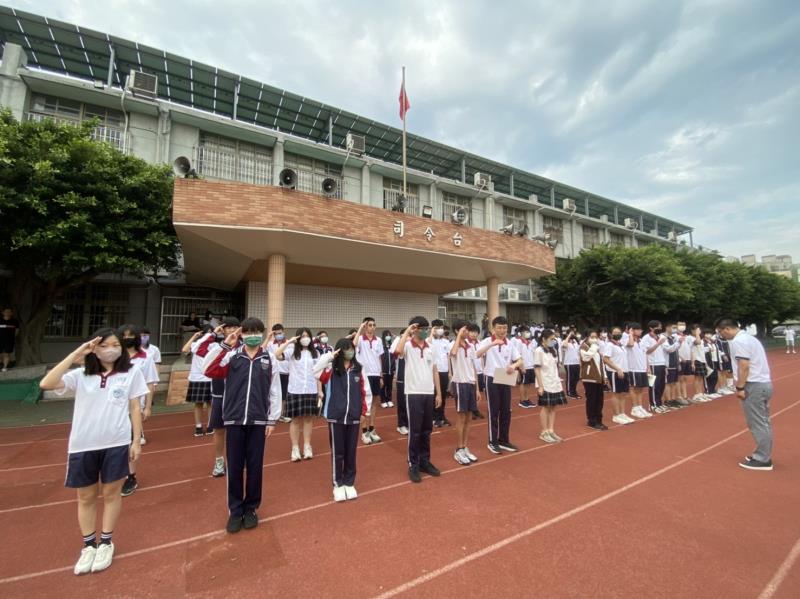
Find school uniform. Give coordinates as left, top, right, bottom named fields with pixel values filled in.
left=514, top=337, right=537, bottom=386
left=471, top=340, right=485, bottom=393
left=705, top=342, right=720, bottom=393
left=204, top=344, right=282, bottom=519
left=315, top=353, right=372, bottom=488
left=356, top=335, right=384, bottom=400
left=602, top=341, right=630, bottom=394
left=59, top=367, right=149, bottom=488
left=390, top=336, right=408, bottom=429
left=477, top=336, right=521, bottom=446
left=580, top=343, right=606, bottom=426
left=678, top=334, right=695, bottom=376
left=267, top=340, right=291, bottom=410
left=186, top=333, right=214, bottom=404
left=666, top=335, right=680, bottom=384
left=403, top=338, right=436, bottom=468
left=143, top=343, right=162, bottom=364
left=625, top=337, right=649, bottom=388
left=562, top=340, right=581, bottom=397
left=431, top=337, right=453, bottom=423
left=450, top=341, right=478, bottom=413
left=282, top=344, right=321, bottom=418
left=716, top=338, right=733, bottom=373
left=129, top=351, right=159, bottom=409
left=533, top=347, right=567, bottom=406
left=203, top=337, right=241, bottom=430
left=380, top=346, right=396, bottom=406
left=640, top=333, right=678, bottom=408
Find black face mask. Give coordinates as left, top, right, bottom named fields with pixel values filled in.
left=612, top=334, right=622, bottom=341
left=123, top=338, right=137, bottom=348
left=653, top=328, right=663, bottom=335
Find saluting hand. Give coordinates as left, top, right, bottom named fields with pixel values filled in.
left=76, top=336, right=102, bottom=357
left=224, top=327, right=242, bottom=347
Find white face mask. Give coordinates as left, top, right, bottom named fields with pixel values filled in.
left=522, top=331, right=531, bottom=339
left=95, top=346, right=122, bottom=364
left=300, top=337, right=311, bottom=347
left=434, top=328, right=444, bottom=337
left=319, top=336, right=328, bottom=344
left=677, top=325, right=686, bottom=333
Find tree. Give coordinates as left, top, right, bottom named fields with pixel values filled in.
left=0, top=110, right=180, bottom=365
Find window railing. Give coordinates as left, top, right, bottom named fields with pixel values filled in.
left=197, top=145, right=273, bottom=186
left=293, top=167, right=345, bottom=200
left=382, top=188, right=420, bottom=215
left=26, top=112, right=128, bottom=153
left=442, top=200, right=472, bottom=225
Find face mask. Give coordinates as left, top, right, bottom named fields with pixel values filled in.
left=548, top=340, right=557, bottom=348
left=243, top=335, right=263, bottom=347
left=677, top=325, right=686, bottom=333
left=654, top=328, right=663, bottom=335
left=612, top=333, right=622, bottom=341
left=384, top=335, right=392, bottom=342
left=589, top=338, right=599, bottom=345
left=320, top=336, right=329, bottom=344
left=434, top=328, right=444, bottom=337
left=575, top=334, right=582, bottom=341
left=300, top=337, right=311, bottom=347
left=343, top=349, right=355, bottom=360
left=140, top=335, right=150, bottom=345
left=416, top=329, right=429, bottom=340
left=274, top=333, right=285, bottom=341
left=122, top=338, right=137, bottom=349
left=95, top=346, right=122, bottom=364
left=523, top=331, right=531, bottom=339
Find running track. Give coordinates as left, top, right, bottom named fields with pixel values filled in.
left=1, top=352, right=798, bottom=598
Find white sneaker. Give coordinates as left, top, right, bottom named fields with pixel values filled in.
left=291, top=446, right=302, bottom=462
left=333, top=486, right=347, bottom=502
left=381, top=402, right=389, bottom=408
left=139, top=432, right=147, bottom=446
left=709, top=393, right=722, bottom=399
left=464, top=447, right=478, bottom=462
left=631, top=407, right=647, bottom=419
left=211, top=456, right=226, bottom=477
left=368, top=430, right=382, bottom=443
left=361, top=432, right=372, bottom=445
left=303, top=445, right=313, bottom=460
left=74, top=546, right=96, bottom=575
left=396, top=426, right=409, bottom=435
left=387, top=401, right=395, bottom=407
left=612, top=415, right=627, bottom=425
left=622, top=414, right=636, bottom=424
left=344, top=485, right=358, bottom=500
left=454, top=449, right=471, bottom=465
left=641, top=407, right=654, bottom=418
left=90, top=542, right=114, bottom=572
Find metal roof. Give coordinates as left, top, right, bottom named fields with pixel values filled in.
left=0, top=6, right=693, bottom=234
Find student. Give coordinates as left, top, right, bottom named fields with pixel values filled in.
left=602, top=326, right=634, bottom=425
left=117, top=324, right=159, bottom=497
left=640, top=320, right=678, bottom=414
left=690, top=325, right=712, bottom=402
left=181, top=325, right=215, bottom=436
left=469, top=329, right=486, bottom=420
left=704, top=331, right=721, bottom=398
left=315, top=331, right=333, bottom=355
left=715, top=317, right=774, bottom=471
left=395, top=316, right=442, bottom=483
left=476, top=316, right=523, bottom=454
left=430, top=319, right=453, bottom=427
left=389, top=333, right=409, bottom=435
left=267, top=324, right=291, bottom=423
left=204, top=317, right=241, bottom=477
left=786, top=327, right=797, bottom=354
left=315, top=338, right=372, bottom=501
left=514, top=326, right=537, bottom=409
left=204, top=319, right=282, bottom=533
left=0, top=306, right=20, bottom=371
left=561, top=329, right=582, bottom=399
left=380, top=330, right=396, bottom=409
left=140, top=327, right=162, bottom=366
left=534, top=329, right=567, bottom=443
left=624, top=323, right=652, bottom=418
left=579, top=329, right=607, bottom=430
left=676, top=321, right=695, bottom=402
left=39, top=328, right=148, bottom=575
left=275, top=328, right=322, bottom=461
left=662, top=322, right=684, bottom=409
left=449, top=321, right=480, bottom=465
left=715, top=334, right=735, bottom=394
left=354, top=317, right=384, bottom=444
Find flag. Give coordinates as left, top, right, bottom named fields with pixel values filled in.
left=399, top=78, right=410, bottom=121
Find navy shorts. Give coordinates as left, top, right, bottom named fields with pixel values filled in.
left=680, top=361, right=694, bottom=376
left=477, top=375, right=486, bottom=392
left=607, top=371, right=630, bottom=393
left=65, top=444, right=129, bottom=488
left=208, top=395, right=224, bottom=429
left=666, top=368, right=679, bottom=384
left=367, top=375, right=382, bottom=397
left=718, top=360, right=732, bottom=373
left=626, top=371, right=649, bottom=388
left=453, top=383, right=477, bottom=413
left=521, top=368, right=536, bottom=385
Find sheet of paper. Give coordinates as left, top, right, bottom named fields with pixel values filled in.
left=493, top=367, right=517, bottom=386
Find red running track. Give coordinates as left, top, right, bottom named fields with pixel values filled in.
left=1, top=352, right=799, bottom=598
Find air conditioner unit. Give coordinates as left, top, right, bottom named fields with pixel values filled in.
left=562, top=198, right=576, bottom=212
left=507, top=288, right=520, bottom=301
left=474, top=172, right=491, bottom=188
left=346, top=133, right=366, bottom=155
left=667, top=231, right=677, bottom=242
left=451, top=207, right=469, bottom=225
left=624, top=218, right=638, bottom=229
left=126, top=70, right=158, bottom=99
left=528, top=193, right=539, bottom=203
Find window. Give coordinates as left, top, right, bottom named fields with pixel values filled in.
left=543, top=216, right=564, bottom=243
left=382, top=178, right=420, bottom=214
left=28, top=95, right=127, bottom=150
left=285, top=152, right=344, bottom=198
left=45, top=284, right=129, bottom=339
left=582, top=225, right=601, bottom=249
left=441, top=192, right=472, bottom=225
left=443, top=301, right=477, bottom=324
left=502, top=207, right=527, bottom=233
left=198, top=133, right=273, bottom=185
left=609, top=232, right=626, bottom=247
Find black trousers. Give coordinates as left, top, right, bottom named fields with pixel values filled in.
left=434, top=371, right=450, bottom=421
left=396, top=380, right=408, bottom=428
left=583, top=381, right=605, bottom=425
left=329, top=422, right=359, bottom=487
left=649, top=365, right=666, bottom=407
left=406, top=394, right=434, bottom=467
left=485, top=376, right=512, bottom=445
left=565, top=364, right=581, bottom=396
left=225, top=424, right=266, bottom=518
left=279, top=373, right=289, bottom=403
left=381, top=374, right=393, bottom=404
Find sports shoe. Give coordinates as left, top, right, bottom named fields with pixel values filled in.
left=677, top=398, right=692, bottom=406
left=361, top=432, right=372, bottom=445
left=441, top=418, right=453, bottom=427
left=226, top=515, right=243, bottom=533
left=709, top=393, right=722, bottom=399
left=205, top=427, right=215, bottom=435
left=738, top=459, right=773, bottom=471
left=463, top=447, right=478, bottom=462
left=381, top=402, right=389, bottom=408
left=121, top=475, right=137, bottom=497
left=612, top=415, right=628, bottom=425
left=550, top=431, right=564, bottom=442
left=487, top=442, right=502, bottom=454
left=211, top=457, right=226, bottom=477
left=194, top=426, right=204, bottom=437
left=518, top=399, right=535, bottom=409
left=387, top=401, right=395, bottom=407
left=419, top=461, right=441, bottom=476
left=538, top=431, right=552, bottom=442
left=368, top=430, right=382, bottom=443
left=344, top=486, right=358, bottom=500
left=333, top=486, right=347, bottom=502
left=498, top=441, right=519, bottom=452
left=279, top=416, right=292, bottom=423
left=242, top=509, right=258, bottom=529
left=621, top=414, right=636, bottom=424
left=303, top=444, right=313, bottom=460
left=472, top=410, right=485, bottom=419
left=408, top=466, right=422, bottom=483
left=139, top=432, right=147, bottom=446
left=290, top=446, right=302, bottom=462
left=433, top=420, right=443, bottom=428
left=90, top=542, right=114, bottom=572
left=74, top=546, right=96, bottom=575
left=396, top=426, right=409, bottom=435
left=454, top=449, right=471, bottom=465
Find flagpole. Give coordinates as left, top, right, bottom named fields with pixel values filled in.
left=401, top=65, right=407, bottom=197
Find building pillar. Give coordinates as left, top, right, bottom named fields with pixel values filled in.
left=485, top=195, right=495, bottom=231
left=487, top=277, right=500, bottom=323
left=267, top=254, right=286, bottom=327
left=272, top=139, right=285, bottom=186
left=361, top=163, right=370, bottom=205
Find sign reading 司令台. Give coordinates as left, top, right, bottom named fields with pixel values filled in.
left=392, top=221, right=464, bottom=247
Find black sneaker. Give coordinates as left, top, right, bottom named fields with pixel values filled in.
left=242, top=509, right=259, bottom=529
left=121, top=475, right=138, bottom=497
left=205, top=427, right=215, bottom=435
left=433, top=420, right=442, bottom=428
left=739, top=458, right=773, bottom=471
left=441, top=418, right=452, bottom=427
left=226, top=515, right=243, bottom=533
left=475, top=410, right=485, bottom=419
left=487, top=443, right=502, bottom=454
left=419, top=461, right=441, bottom=477
left=194, top=426, right=204, bottom=437
left=518, top=400, right=535, bottom=409
left=498, top=441, right=519, bottom=452
left=588, top=423, right=606, bottom=431
left=408, top=466, right=422, bottom=483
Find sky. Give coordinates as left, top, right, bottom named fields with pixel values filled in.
left=14, top=0, right=800, bottom=261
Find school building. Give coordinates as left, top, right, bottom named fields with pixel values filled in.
left=0, top=8, right=694, bottom=362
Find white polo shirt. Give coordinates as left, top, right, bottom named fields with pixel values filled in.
left=602, top=341, right=628, bottom=372
left=514, top=338, right=537, bottom=370
left=677, top=335, right=694, bottom=361
left=730, top=330, right=771, bottom=383
left=130, top=351, right=159, bottom=409
left=450, top=341, right=477, bottom=384
left=562, top=340, right=580, bottom=366
left=143, top=344, right=162, bottom=364
left=59, top=367, right=149, bottom=454
left=641, top=333, right=677, bottom=367
left=283, top=344, right=321, bottom=395
left=403, top=339, right=435, bottom=395
left=477, top=336, right=521, bottom=377
left=785, top=329, right=796, bottom=342
left=431, top=337, right=453, bottom=373
left=356, top=335, right=384, bottom=377
left=268, top=340, right=290, bottom=375
left=189, top=334, right=213, bottom=382
left=625, top=337, right=647, bottom=373
left=468, top=339, right=483, bottom=375
left=533, top=347, right=562, bottom=393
